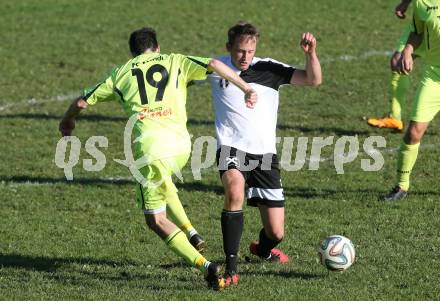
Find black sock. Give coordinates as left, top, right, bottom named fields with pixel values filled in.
left=258, top=228, right=281, bottom=258
left=221, top=209, right=243, bottom=273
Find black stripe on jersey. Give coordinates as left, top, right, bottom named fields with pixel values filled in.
left=413, top=16, right=419, bottom=34
left=114, top=87, right=125, bottom=102
left=83, top=82, right=103, bottom=100
left=139, top=184, right=146, bottom=209
left=187, top=56, right=208, bottom=69
left=240, top=61, right=295, bottom=91
left=427, top=27, right=430, bottom=49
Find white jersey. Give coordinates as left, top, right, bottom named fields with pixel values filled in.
left=207, top=55, right=295, bottom=154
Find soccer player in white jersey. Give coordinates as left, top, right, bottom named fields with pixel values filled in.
left=203, top=22, right=322, bottom=286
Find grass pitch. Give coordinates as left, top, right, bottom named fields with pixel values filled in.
left=1, top=0, right=439, bottom=300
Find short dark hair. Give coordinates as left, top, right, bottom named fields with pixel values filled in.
left=129, top=27, right=159, bottom=56
left=227, top=21, right=259, bottom=45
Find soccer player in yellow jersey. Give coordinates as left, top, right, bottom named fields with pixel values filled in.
left=368, top=0, right=417, bottom=131
left=58, top=27, right=257, bottom=289
left=384, top=0, right=440, bottom=201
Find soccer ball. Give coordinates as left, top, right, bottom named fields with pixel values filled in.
left=318, top=235, right=355, bottom=271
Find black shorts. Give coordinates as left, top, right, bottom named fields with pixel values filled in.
left=216, top=145, right=285, bottom=208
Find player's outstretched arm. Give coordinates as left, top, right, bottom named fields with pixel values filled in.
left=399, top=31, right=423, bottom=75
left=59, top=97, right=88, bottom=136
left=290, top=32, right=322, bottom=86
left=208, top=59, right=257, bottom=108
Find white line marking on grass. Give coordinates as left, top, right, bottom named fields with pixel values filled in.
left=0, top=176, right=135, bottom=187
left=0, top=92, right=77, bottom=112
left=322, top=50, right=393, bottom=63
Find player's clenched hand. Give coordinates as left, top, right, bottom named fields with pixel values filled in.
left=244, top=88, right=257, bottom=109
left=395, top=0, right=411, bottom=19
left=398, top=51, right=413, bottom=75
left=390, top=51, right=402, bottom=72
left=300, top=32, right=317, bottom=54
left=59, top=118, right=75, bottom=136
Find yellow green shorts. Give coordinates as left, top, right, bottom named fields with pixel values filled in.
left=136, top=153, right=189, bottom=214
left=411, top=65, right=440, bottom=123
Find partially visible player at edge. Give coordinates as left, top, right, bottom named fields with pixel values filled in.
left=201, top=22, right=321, bottom=286
left=367, top=0, right=419, bottom=131
left=58, top=27, right=257, bottom=290
left=384, top=0, right=440, bottom=201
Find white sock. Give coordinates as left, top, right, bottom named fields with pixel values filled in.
left=188, top=229, right=198, bottom=238
left=204, top=260, right=211, bottom=270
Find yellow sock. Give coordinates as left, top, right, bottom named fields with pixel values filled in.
left=164, top=229, right=209, bottom=272
left=390, top=72, right=410, bottom=121
left=397, top=142, right=420, bottom=190
left=167, top=195, right=198, bottom=238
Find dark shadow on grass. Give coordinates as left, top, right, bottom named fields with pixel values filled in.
left=47, top=272, right=201, bottom=291
left=277, top=124, right=371, bottom=136
left=241, top=257, right=322, bottom=280
left=0, top=175, right=134, bottom=186
left=0, top=253, right=136, bottom=272
left=283, top=186, right=440, bottom=199
left=3, top=113, right=439, bottom=138
left=241, top=269, right=323, bottom=280
left=188, top=118, right=214, bottom=126
left=0, top=113, right=213, bottom=127
left=5, top=176, right=440, bottom=199
left=0, top=175, right=224, bottom=195
left=277, top=123, right=439, bottom=137
left=1, top=253, right=202, bottom=290
left=0, top=112, right=385, bottom=136
left=175, top=181, right=223, bottom=195
left=159, top=262, right=186, bottom=269
left=282, top=186, right=383, bottom=199
left=44, top=269, right=198, bottom=290
left=408, top=190, right=440, bottom=197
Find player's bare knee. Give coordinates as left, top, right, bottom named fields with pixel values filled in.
left=224, top=192, right=244, bottom=210
left=225, top=186, right=243, bottom=201
left=145, top=216, right=157, bottom=231
left=222, top=171, right=242, bottom=187
left=222, top=171, right=244, bottom=210
left=405, top=125, right=425, bottom=144
left=145, top=214, right=164, bottom=231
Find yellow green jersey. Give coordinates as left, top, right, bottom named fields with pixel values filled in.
left=84, top=53, right=211, bottom=161
left=412, top=0, right=440, bottom=66
left=395, top=23, right=413, bottom=53
left=396, top=22, right=426, bottom=56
